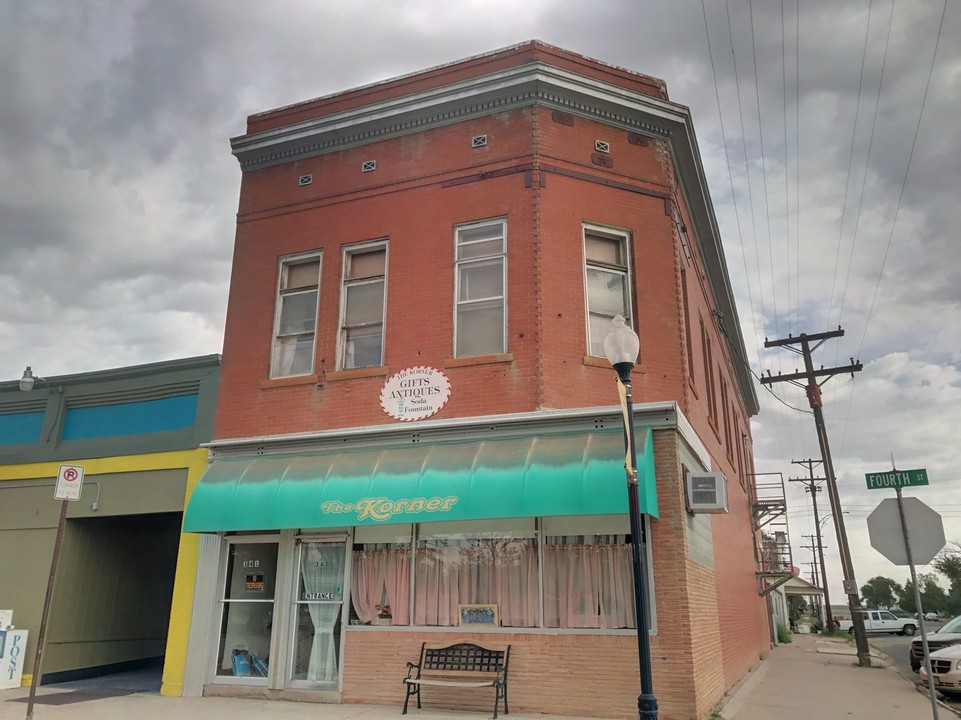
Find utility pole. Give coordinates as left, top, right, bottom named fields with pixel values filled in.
left=761, top=329, right=870, bottom=666
left=791, top=459, right=834, bottom=632
left=802, top=553, right=823, bottom=623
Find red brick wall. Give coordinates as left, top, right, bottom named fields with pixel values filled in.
left=342, top=630, right=690, bottom=720
left=218, top=67, right=768, bottom=716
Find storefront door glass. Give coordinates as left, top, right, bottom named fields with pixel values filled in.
left=216, top=540, right=278, bottom=679
left=289, top=540, right=346, bottom=685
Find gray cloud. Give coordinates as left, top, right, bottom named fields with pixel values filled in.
left=1, top=0, right=959, bottom=601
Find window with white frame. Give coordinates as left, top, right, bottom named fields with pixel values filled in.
left=341, top=515, right=655, bottom=632
left=542, top=515, right=639, bottom=629
left=271, top=254, right=321, bottom=378
left=454, top=220, right=506, bottom=357
left=339, top=243, right=386, bottom=369
left=584, top=227, right=633, bottom=357
left=413, top=519, right=537, bottom=628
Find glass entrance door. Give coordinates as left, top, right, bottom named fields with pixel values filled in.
left=289, top=540, right=346, bottom=686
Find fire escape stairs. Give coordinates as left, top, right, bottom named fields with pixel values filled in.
left=751, top=473, right=795, bottom=596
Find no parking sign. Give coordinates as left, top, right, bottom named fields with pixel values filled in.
left=54, top=464, right=84, bottom=501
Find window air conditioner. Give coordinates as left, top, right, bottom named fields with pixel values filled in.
left=686, top=472, right=729, bottom=514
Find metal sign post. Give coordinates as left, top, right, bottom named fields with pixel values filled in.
left=895, top=485, right=938, bottom=720
left=25, top=464, right=84, bottom=720
left=866, top=464, right=941, bottom=720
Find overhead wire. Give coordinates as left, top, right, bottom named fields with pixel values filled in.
left=824, top=0, right=876, bottom=332
left=855, top=0, right=950, bottom=359
left=701, top=0, right=762, bottom=366
left=780, top=0, right=792, bottom=336
left=748, top=0, right=781, bottom=342
left=841, top=0, right=949, bottom=452
left=727, top=0, right=804, bottom=459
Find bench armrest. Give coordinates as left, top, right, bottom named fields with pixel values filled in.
left=405, top=661, right=420, bottom=680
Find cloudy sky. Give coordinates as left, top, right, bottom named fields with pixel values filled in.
left=2, top=1, right=958, bottom=605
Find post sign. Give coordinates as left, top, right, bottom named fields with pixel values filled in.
left=54, top=464, right=85, bottom=501
left=0, top=629, right=28, bottom=689
left=380, top=366, right=451, bottom=422
left=865, top=468, right=928, bottom=490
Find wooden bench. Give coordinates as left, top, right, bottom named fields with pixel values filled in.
left=402, top=641, right=510, bottom=718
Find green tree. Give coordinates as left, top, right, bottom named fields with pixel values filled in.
left=788, top=596, right=808, bottom=620
left=899, top=574, right=949, bottom=614
left=934, top=544, right=961, bottom=616
left=860, top=576, right=903, bottom=609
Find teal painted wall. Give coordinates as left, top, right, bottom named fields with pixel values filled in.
left=62, top=395, right=199, bottom=440
left=0, top=411, right=44, bottom=444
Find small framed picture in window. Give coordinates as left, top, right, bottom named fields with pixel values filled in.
left=458, top=604, right=498, bottom=627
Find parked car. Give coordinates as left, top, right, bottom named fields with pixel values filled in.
left=844, top=609, right=916, bottom=637
left=925, top=611, right=940, bottom=621
left=912, top=615, right=961, bottom=672
left=919, top=643, right=961, bottom=699
left=890, top=609, right=913, bottom=619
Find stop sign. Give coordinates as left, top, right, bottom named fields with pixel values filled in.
left=867, top=497, right=945, bottom=566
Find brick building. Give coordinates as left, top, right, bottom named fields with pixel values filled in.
left=179, top=41, right=768, bottom=719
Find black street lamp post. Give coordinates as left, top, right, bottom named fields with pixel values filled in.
left=603, top=316, right=658, bottom=720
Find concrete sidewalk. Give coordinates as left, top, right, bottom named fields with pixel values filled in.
left=0, top=634, right=948, bottom=720
left=718, top=633, right=945, bottom=719
left=0, top=690, right=596, bottom=720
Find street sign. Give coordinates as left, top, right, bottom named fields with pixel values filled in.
left=54, top=464, right=84, bottom=501
left=865, top=468, right=928, bottom=490
left=867, top=497, right=945, bottom=565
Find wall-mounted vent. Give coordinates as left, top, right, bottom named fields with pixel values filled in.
left=591, top=153, right=614, bottom=168
left=471, top=134, right=488, bottom=148
left=686, top=472, right=729, bottom=513
left=594, top=140, right=610, bottom=153
left=298, top=174, right=312, bottom=186
left=362, top=160, right=377, bottom=173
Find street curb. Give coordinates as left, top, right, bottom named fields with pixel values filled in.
left=714, top=652, right=771, bottom=720
left=869, top=640, right=960, bottom=717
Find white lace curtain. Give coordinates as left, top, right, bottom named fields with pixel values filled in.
left=350, top=540, right=634, bottom=629
left=350, top=548, right=410, bottom=625
left=413, top=541, right=538, bottom=627
left=301, top=544, right=345, bottom=682
left=543, top=544, right=635, bottom=628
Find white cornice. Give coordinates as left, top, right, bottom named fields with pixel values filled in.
left=230, top=62, right=687, bottom=171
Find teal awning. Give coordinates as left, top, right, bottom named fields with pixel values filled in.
left=183, top=428, right=657, bottom=532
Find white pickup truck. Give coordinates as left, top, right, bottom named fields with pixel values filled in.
left=845, top=609, right=917, bottom=636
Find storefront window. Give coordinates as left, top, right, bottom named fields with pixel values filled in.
left=413, top=519, right=537, bottom=628
left=217, top=540, right=278, bottom=678
left=290, top=541, right=345, bottom=683
left=542, top=515, right=636, bottom=629
left=350, top=524, right=412, bottom=626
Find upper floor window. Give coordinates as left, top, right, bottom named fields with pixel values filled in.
left=271, top=253, right=321, bottom=378
left=584, top=226, right=633, bottom=357
left=454, top=219, right=507, bottom=357
left=339, top=243, right=387, bottom=369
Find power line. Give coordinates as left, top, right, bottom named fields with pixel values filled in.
left=824, top=0, right=876, bottom=331
left=748, top=0, right=780, bottom=340
left=856, top=0, right=950, bottom=358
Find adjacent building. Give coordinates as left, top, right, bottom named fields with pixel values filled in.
left=0, top=356, right=219, bottom=692
left=179, top=41, right=767, bottom=719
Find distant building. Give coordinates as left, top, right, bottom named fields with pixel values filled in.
left=0, top=356, right=220, bottom=688
left=178, top=41, right=766, bottom=719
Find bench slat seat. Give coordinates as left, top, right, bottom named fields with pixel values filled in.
left=402, top=641, right=510, bottom=718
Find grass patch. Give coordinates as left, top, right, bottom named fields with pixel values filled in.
left=776, top=623, right=793, bottom=644
left=820, top=628, right=851, bottom=638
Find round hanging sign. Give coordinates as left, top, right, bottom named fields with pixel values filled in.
left=379, top=366, right=451, bottom=422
